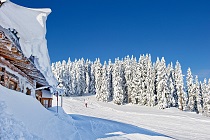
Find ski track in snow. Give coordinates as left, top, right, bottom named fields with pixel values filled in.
left=61, top=95, right=210, bottom=140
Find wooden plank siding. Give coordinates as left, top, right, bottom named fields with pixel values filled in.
left=35, top=90, right=52, bottom=108
left=0, top=27, right=49, bottom=87
left=0, top=26, right=53, bottom=108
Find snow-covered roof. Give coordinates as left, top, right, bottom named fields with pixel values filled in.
left=0, top=0, right=57, bottom=87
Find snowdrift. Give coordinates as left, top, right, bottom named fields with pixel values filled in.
left=0, top=85, right=78, bottom=140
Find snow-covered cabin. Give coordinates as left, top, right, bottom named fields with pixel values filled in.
left=0, top=1, right=57, bottom=108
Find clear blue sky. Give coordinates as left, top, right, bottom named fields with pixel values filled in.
left=11, top=0, right=210, bottom=80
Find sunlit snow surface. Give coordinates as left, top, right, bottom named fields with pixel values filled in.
left=61, top=95, right=210, bottom=140
left=1, top=85, right=210, bottom=140
left=0, top=1, right=57, bottom=86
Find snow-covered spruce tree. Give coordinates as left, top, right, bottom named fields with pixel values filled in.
left=54, top=60, right=68, bottom=95
left=166, top=63, right=177, bottom=107
left=149, top=62, right=156, bottom=107
left=194, top=76, right=202, bottom=113
left=174, top=61, right=186, bottom=111
left=89, top=62, right=96, bottom=95
left=124, top=55, right=132, bottom=103
left=107, top=59, right=113, bottom=100
left=130, top=56, right=142, bottom=104
left=94, top=58, right=103, bottom=100
left=99, top=62, right=111, bottom=102
left=112, top=58, right=126, bottom=105
left=186, top=67, right=195, bottom=111
left=125, top=55, right=137, bottom=103
left=51, top=62, right=56, bottom=78
left=61, top=60, right=69, bottom=95
left=156, top=57, right=170, bottom=109
left=139, top=55, right=148, bottom=106
left=52, top=61, right=62, bottom=80
left=134, top=55, right=144, bottom=105
left=153, top=57, right=160, bottom=106
left=75, top=59, right=86, bottom=96
left=136, top=54, right=155, bottom=106
left=145, top=54, right=155, bottom=107
left=202, top=78, right=210, bottom=116
left=71, top=61, right=78, bottom=95
left=85, top=59, right=92, bottom=94
left=63, top=58, right=73, bottom=96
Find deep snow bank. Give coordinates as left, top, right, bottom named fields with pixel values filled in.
left=0, top=85, right=78, bottom=140
left=0, top=101, right=40, bottom=139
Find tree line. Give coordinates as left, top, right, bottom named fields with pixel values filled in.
left=51, top=54, right=210, bottom=116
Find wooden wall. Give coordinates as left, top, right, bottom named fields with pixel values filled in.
left=0, top=65, right=20, bottom=91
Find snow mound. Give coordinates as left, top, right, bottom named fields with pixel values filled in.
left=0, top=101, right=41, bottom=140
left=0, top=85, right=78, bottom=140
left=0, top=1, right=57, bottom=86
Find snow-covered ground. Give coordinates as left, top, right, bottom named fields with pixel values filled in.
left=0, top=85, right=78, bottom=140
left=62, top=95, right=210, bottom=140
left=1, top=85, right=210, bottom=140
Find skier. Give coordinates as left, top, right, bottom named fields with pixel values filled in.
left=84, top=99, right=88, bottom=108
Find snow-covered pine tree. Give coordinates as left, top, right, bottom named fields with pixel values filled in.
left=107, top=59, right=113, bottom=100
left=64, top=58, right=73, bottom=96
left=99, top=62, right=111, bottom=102
left=89, top=63, right=96, bottom=95
left=203, top=79, right=210, bottom=116
left=75, top=59, right=86, bottom=96
left=125, top=55, right=136, bottom=103
left=186, top=68, right=195, bottom=111
left=124, top=56, right=131, bottom=103
left=202, top=78, right=210, bottom=116
left=85, top=59, right=92, bottom=94
left=94, top=58, right=103, bottom=100
left=166, top=63, right=177, bottom=107
left=145, top=54, right=155, bottom=107
left=139, top=55, right=148, bottom=106
left=112, top=58, right=125, bottom=105
left=174, top=61, right=186, bottom=111
left=153, top=57, right=160, bottom=106
left=54, top=61, right=62, bottom=80
left=194, top=76, right=202, bottom=113
left=130, top=56, right=142, bottom=104
left=156, top=57, right=170, bottom=109
left=71, top=61, right=77, bottom=95
left=56, top=60, right=67, bottom=95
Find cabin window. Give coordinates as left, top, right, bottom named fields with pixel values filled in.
left=43, top=99, right=49, bottom=108
left=1, top=75, right=4, bottom=82
left=0, top=31, right=4, bottom=39
left=9, top=81, right=17, bottom=90
left=9, top=83, right=15, bottom=90
left=26, top=88, right=31, bottom=95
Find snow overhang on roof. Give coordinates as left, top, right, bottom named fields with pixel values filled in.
left=0, top=0, right=58, bottom=87
left=0, top=0, right=7, bottom=7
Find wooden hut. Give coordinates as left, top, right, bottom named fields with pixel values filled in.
left=0, top=25, right=53, bottom=108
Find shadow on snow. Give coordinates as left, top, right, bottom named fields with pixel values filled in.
left=69, top=114, right=174, bottom=140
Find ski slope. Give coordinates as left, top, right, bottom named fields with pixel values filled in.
left=62, top=95, right=210, bottom=140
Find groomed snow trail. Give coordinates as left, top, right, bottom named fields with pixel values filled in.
left=62, top=95, right=210, bottom=140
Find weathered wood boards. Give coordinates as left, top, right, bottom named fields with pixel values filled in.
left=0, top=26, right=52, bottom=108
left=0, top=27, right=48, bottom=87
